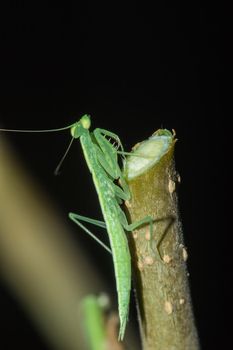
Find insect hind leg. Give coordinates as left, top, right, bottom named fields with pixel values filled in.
left=123, top=216, right=163, bottom=260
left=69, top=212, right=112, bottom=254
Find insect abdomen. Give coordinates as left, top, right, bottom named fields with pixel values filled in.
left=108, top=223, right=131, bottom=340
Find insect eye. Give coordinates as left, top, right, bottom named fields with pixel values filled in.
left=71, top=123, right=81, bottom=138
left=80, top=114, right=91, bottom=129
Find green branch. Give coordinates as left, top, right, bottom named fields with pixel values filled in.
left=82, top=294, right=126, bottom=350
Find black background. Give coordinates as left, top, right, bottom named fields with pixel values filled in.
left=0, top=3, right=230, bottom=350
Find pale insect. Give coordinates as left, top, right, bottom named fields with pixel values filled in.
left=0, top=114, right=154, bottom=340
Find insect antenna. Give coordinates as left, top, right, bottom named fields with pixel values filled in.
left=0, top=124, right=74, bottom=133
left=0, top=122, right=77, bottom=174
left=54, top=137, right=75, bottom=175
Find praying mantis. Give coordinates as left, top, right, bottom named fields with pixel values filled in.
left=1, top=114, right=155, bottom=340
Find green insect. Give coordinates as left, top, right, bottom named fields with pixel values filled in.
left=1, top=114, right=154, bottom=340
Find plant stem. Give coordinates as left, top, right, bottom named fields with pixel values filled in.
left=123, top=130, right=200, bottom=350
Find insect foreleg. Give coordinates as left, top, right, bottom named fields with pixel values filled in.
left=94, top=145, right=118, bottom=179
left=112, top=183, right=129, bottom=201
left=94, top=141, right=131, bottom=200
left=94, top=128, right=125, bottom=155
left=93, top=130, right=131, bottom=198
left=69, top=212, right=112, bottom=254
